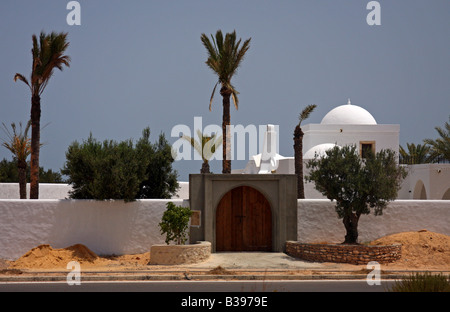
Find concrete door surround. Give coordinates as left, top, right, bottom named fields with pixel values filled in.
left=189, top=174, right=298, bottom=252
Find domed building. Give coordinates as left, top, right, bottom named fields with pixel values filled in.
left=237, top=99, right=450, bottom=200
left=320, top=99, right=377, bottom=125
left=240, top=99, right=400, bottom=198
left=302, top=99, right=399, bottom=161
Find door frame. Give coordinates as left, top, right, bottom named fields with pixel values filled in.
left=215, top=185, right=273, bottom=252
left=188, top=174, right=298, bottom=253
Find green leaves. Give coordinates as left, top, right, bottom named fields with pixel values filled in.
left=424, top=116, right=450, bottom=162
left=16, top=31, right=70, bottom=97
left=306, top=145, right=407, bottom=219
left=298, top=104, right=317, bottom=126
left=201, top=30, right=251, bottom=110
left=181, top=129, right=222, bottom=163
left=159, top=202, right=193, bottom=245
left=137, top=132, right=179, bottom=199
left=1, top=121, right=32, bottom=162
left=62, top=128, right=179, bottom=202
left=306, top=145, right=407, bottom=243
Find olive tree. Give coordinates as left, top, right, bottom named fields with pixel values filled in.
left=306, top=145, right=407, bottom=244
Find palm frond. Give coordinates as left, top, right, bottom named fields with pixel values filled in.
left=181, top=130, right=223, bottom=162
left=201, top=30, right=251, bottom=111
left=25, top=31, right=71, bottom=96
left=298, top=104, right=317, bottom=126
left=215, top=30, right=224, bottom=54
left=229, top=83, right=239, bottom=110
left=1, top=121, right=32, bottom=161
left=13, top=73, right=31, bottom=89
left=209, top=81, right=219, bottom=111
left=423, top=116, right=450, bottom=161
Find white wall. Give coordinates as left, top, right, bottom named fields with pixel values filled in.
left=0, top=198, right=448, bottom=260
left=0, top=182, right=190, bottom=200
left=298, top=199, right=450, bottom=244
left=397, top=164, right=450, bottom=200
left=302, top=123, right=400, bottom=157
left=0, top=183, right=72, bottom=199
left=0, top=199, right=188, bottom=260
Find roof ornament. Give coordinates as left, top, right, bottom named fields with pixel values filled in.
left=347, top=98, right=352, bottom=105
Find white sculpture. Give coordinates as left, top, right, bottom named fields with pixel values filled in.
left=258, top=124, right=279, bottom=174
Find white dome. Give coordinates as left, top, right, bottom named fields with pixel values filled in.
left=304, top=143, right=339, bottom=159
left=321, top=100, right=377, bottom=125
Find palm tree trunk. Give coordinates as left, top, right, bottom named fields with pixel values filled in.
left=220, top=86, right=232, bottom=174
left=18, top=159, right=27, bottom=199
left=30, top=94, right=41, bottom=199
left=294, top=125, right=304, bottom=198
left=201, top=161, right=210, bottom=174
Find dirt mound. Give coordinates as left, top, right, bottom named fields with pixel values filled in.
left=208, top=265, right=235, bottom=275
left=369, top=230, right=450, bottom=270
left=10, top=244, right=107, bottom=269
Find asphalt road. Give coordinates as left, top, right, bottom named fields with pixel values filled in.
left=0, top=280, right=394, bottom=292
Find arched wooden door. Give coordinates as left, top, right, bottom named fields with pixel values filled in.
left=216, top=186, right=272, bottom=252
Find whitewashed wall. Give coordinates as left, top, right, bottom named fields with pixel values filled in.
left=0, top=199, right=188, bottom=260
left=298, top=199, right=450, bottom=244
left=0, top=198, right=448, bottom=261
left=0, top=183, right=72, bottom=199
left=0, top=182, right=190, bottom=200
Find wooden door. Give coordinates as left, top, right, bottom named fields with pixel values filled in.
left=216, top=186, right=272, bottom=251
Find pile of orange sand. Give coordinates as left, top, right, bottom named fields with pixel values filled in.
left=9, top=244, right=109, bottom=269
left=4, top=230, right=450, bottom=271
left=8, top=244, right=151, bottom=270
left=369, top=229, right=450, bottom=270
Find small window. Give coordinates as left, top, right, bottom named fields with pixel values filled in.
left=360, top=141, right=375, bottom=158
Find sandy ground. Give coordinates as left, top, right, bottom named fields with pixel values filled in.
left=368, top=229, right=450, bottom=270
left=1, top=230, right=449, bottom=274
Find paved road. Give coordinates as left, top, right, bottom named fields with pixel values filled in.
left=0, top=280, right=394, bottom=292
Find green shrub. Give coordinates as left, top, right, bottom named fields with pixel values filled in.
left=62, top=127, right=178, bottom=201
left=0, top=158, right=64, bottom=183
left=389, top=272, right=450, bottom=292
left=159, top=202, right=192, bottom=245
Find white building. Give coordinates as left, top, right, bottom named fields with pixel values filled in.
left=302, top=99, right=399, bottom=160
left=240, top=99, right=450, bottom=200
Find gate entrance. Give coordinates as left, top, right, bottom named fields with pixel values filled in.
left=216, top=186, right=272, bottom=251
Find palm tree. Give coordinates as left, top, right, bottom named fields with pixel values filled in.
left=182, top=130, right=222, bottom=174
left=424, top=116, right=450, bottom=163
left=201, top=30, right=251, bottom=173
left=1, top=121, right=32, bottom=199
left=399, top=143, right=431, bottom=164
left=14, top=31, right=71, bottom=199
left=294, top=104, right=317, bottom=199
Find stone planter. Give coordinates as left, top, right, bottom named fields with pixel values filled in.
left=149, top=241, right=211, bottom=265
left=285, top=241, right=401, bottom=265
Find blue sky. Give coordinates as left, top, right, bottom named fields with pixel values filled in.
left=0, top=0, right=449, bottom=181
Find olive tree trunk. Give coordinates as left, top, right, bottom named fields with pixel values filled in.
left=342, top=212, right=361, bottom=244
